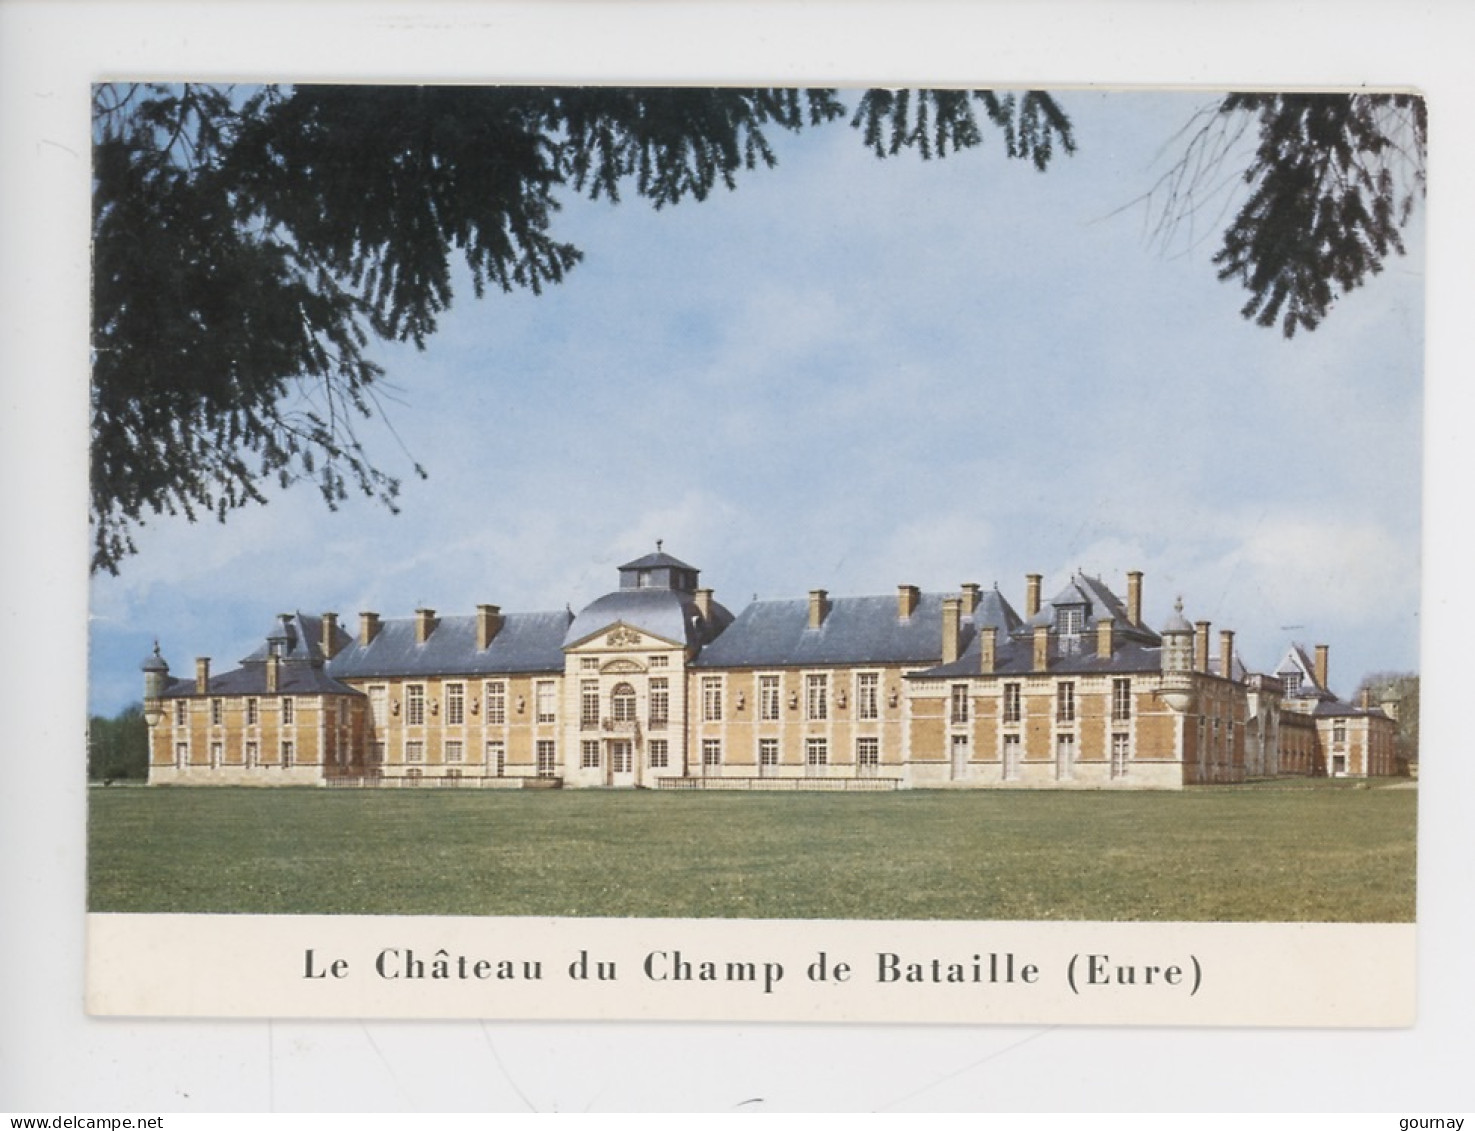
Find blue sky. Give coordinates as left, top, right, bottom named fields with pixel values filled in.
left=87, top=89, right=1425, bottom=715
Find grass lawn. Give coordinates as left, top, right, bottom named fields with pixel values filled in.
left=87, top=781, right=1416, bottom=921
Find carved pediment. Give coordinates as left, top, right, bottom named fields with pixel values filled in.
left=605, top=626, right=642, bottom=647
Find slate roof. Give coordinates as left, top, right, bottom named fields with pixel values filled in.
left=327, top=610, right=573, bottom=679
left=694, top=591, right=969, bottom=669
left=241, top=612, right=351, bottom=666
left=912, top=637, right=1165, bottom=680
left=620, top=550, right=697, bottom=573
left=157, top=663, right=361, bottom=699
left=1023, top=572, right=1160, bottom=644
left=1274, top=643, right=1333, bottom=699
left=565, top=588, right=733, bottom=650
left=1312, top=698, right=1390, bottom=720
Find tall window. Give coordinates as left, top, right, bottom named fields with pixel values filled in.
left=174, top=700, right=187, bottom=726
left=1333, top=721, right=1347, bottom=744
left=245, top=741, right=259, bottom=768
left=702, top=677, right=723, bottom=722
left=405, top=685, right=424, bottom=726
left=856, top=673, right=879, bottom=721
left=445, top=682, right=465, bottom=726
left=805, top=737, right=828, bottom=774
left=484, top=681, right=506, bottom=725
left=536, top=740, right=557, bottom=777
left=485, top=740, right=505, bottom=776
left=281, top=696, right=295, bottom=725
left=1055, top=734, right=1075, bottom=779
left=175, top=741, right=189, bottom=767
left=1056, top=682, right=1076, bottom=724
left=445, top=740, right=464, bottom=764
left=581, top=740, right=600, bottom=769
left=806, top=674, right=828, bottom=721
left=611, top=683, right=636, bottom=723
left=857, top=736, right=880, bottom=776
left=535, top=681, right=556, bottom=723
left=1003, top=683, right=1022, bottom=725
left=648, top=739, right=669, bottom=769
left=1003, top=734, right=1021, bottom=780
left=210, top=698, right=223, bottom=726
left=580, top=680, right=599, bottom=729
left=1282, top=671, right=1303, bottom=696
left=404, top=740, right=424, bottom=763
left=950, top=684, right=970, bottom=725
left=759, top=738, right=779, bottom=775
left=1112, top=678, right=1132, bottom=722
left=1111, top=733, right=1130, bottom=779
left=648, top=678, right=669, bottom=728
left=281, top=740, right=295, bottom=767
left=759, top=675, right=781, bottom=721
left=702, top=739, right=722, bottom=773
left=246, top=697, right=259, bottom=726
left=209, top=741, right=222, bottom=768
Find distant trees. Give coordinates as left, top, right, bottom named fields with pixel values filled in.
left=88, top=703, right=149, bottom=781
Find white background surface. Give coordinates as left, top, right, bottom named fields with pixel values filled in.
left=2, top=0, right=1470, bottom=1112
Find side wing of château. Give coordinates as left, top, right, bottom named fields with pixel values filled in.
left=139, top=549, right=1400, bottom=790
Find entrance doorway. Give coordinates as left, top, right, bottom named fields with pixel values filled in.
left=607, top=739, right=635, bottom=787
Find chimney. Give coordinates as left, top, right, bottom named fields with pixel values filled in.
left=194, top=657, right=210, bottom=695
left=1219, top=630, right=1235, bottom=682
left=979, top=626, right=997, bottom=675
left=1025, top=574, right=1042, bottom=619
left=1096, top=617, right=1114, bottom=660
left=1126, top=571, right=1143, bottom=627
left=808, top=589, right=829, bottom=630
left=1314, top=645, right=1329, bottom=691
left=1032, top=624, right=1050, bottom=671
left=321, top=612, right=338, bottom=658
left=359, top=612, right=381, bottom=647
left=942, top=597, right=962, bottom=664
left=1194, top=620, right=1211, bottom=673
left=476, top=604, right=503, bottom=651
left=694, top=588, right=714, bottom=622
left=897, top=584, right=920, bottom=620
left=1359, top=687, right=1372, bottom=710
left=266, top=654, right=280, bottom=694
left=415, top=608, right=437, bottom=645
left=960, top=583, right=981, bottom=616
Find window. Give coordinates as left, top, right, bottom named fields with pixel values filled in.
left=1003, top=683, right=1022, bottom=725
left=1282, top=671, right=1303, bottom=696
left=174, top=700, right=187, bottom=726
left=445, top=682, right=465, bottom=726
left=281, top=740, right=295, bottom=767
left=446, top=768, right=462, bottom=780
left=485, top=681, right=506, bottom=725
left=950, top=733, right=969, bottom=779
left=445, top=740, right=464, bottom=764
left=245, top=741, right=259, bottom=767
left=759, top=675, right=781, bottom=721
left=1055, top=733, right=1075, bottom=780
left=950, top=684, right=970, bottom=725
left=536, top=681, right=556, bottom=723
left=806, top=673, right=828, bottom=721
left=648, top=678, right=669, bottom=728
left=581, top=680, right=600, bottom=729
left=649, top=739, right=669, bottom=769
left=1056, top=682, right=1076, bottom=723
left=581, top=740, right=601, bottom=769
left=281, top=696, right=295, bottom=725
left=369, top=742, right=384, bottom=766
left=1003, top=734, right=1021, bottom=780
left=405, top=685, right=424, bottom=726
left=404, top=740, right=424, bottom=764
left=857, top=737, right=880, bottom=776
left=209, top=741, right=222, bottom=768
left=485, top=740, right=504, bottom=776
left=702, top=677, right=723, bottom=722
left=175, top=741, right=189, bottom=767
left=856, top=673, right=879, bottom=720
left=1333, top=721, right=1347, bottom=744
left=580, top=656, right=599, bottom=670
left=1057, top=606, right=1085, bottom=635
left=405, top=767, right=422, bottom=784
left=1112, top=678, right=1132, bottom=722
left=246, top=697, right=259, bottom=726
left=805, top=737, right=828, bottom=775
left=611, top=682, right=636, bottom=723
left=702, top=739, right=722, bottom=773
left=648, top=655, right=668, bottom=669
left=536, top=740, right=557, bottom=777
left=1111, top=733, right=1130, bottom=779
left=759, top=738, right=779, bottom=775
left=210, top=698, right=223, bottom=726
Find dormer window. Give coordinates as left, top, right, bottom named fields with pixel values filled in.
left=1282, top=671, right=1303, bottom=696
left=269, top=639, right=285, bottom=658
left=1057, top=606, right=1085, bottom=635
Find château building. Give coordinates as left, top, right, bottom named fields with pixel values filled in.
left=139, top=549, right=1398, bottom=790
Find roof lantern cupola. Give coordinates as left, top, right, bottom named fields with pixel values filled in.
left=618, top=543, right=700, bottom=593
left=141, top=640, right=170, bottom=702
left=1157, top=597, right=1197, bottom=713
